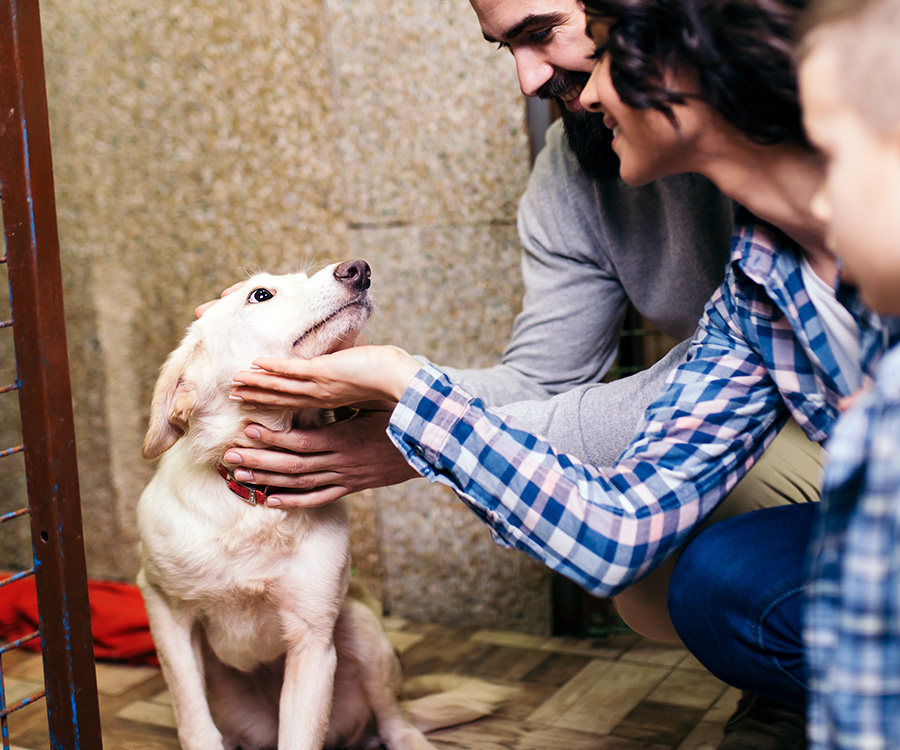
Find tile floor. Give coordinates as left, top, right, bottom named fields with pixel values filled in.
left=2, top=616, right=740, bottom=750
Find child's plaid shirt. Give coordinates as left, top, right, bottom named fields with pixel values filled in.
left=807, top=341, right=900, bottom=750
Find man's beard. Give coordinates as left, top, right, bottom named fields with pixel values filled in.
left=538, top=70, right=621, bottom=181
left=560, top=108, right=621, bottom=181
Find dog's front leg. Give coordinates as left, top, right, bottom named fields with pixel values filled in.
left=140, top=578, right=225, bottom=750
left=278, top=633, right=338, bottom=750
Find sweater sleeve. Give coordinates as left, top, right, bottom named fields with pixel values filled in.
left=473, top=340, right=691, bottom=467
left=439, top=120, right=628, bottom=405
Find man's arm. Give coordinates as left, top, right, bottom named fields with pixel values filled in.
left=442, top=121, right=732, bottom=406
left=224, top=123, right=634, bottom=500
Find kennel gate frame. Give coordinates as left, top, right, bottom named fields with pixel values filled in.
left=0, top=0, right=104, bottom=747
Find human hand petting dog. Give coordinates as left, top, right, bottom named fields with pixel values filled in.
left=231, top=345, right=422, bottom=408
left=222, top=408, right=420, bottom=508
left=227, top=346, right=422, bottom=508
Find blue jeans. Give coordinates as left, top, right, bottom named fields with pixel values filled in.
left=668, top=502, right=817, bottom=711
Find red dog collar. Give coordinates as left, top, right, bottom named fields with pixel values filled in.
left=215, top=463, right=270, bottom=507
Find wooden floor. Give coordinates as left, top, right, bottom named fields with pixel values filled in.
left=2, top=616, right=740, bottom=750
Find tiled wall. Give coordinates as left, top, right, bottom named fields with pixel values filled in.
left=0, top=0, right=555, bottom=632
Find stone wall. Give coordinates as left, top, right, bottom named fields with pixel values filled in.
left=0, top=0, right=554, bottom=633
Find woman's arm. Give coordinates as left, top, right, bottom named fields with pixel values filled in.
left=387, top=341, right=786, bottom=597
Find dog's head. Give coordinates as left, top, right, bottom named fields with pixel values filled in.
left=142, top=260, right=372, bottom=462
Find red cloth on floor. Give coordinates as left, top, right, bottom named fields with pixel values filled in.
left=0, top=576, right=158, bottom=666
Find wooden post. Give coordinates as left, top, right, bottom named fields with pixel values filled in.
left=0, top=0, right=104, bottom=746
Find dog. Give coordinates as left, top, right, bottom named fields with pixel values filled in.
left=136, top=260, right=514, bottom=750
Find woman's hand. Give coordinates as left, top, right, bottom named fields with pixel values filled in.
left=230, top=345, right=422, bottom=409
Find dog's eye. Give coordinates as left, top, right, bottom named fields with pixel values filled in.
left=247, top=288, right=274, bottom=304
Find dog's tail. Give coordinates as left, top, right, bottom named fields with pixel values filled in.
left=400, top=674, right=520, bottom=733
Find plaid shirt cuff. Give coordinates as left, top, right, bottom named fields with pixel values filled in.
left=388, top=363, right=471, bottom=474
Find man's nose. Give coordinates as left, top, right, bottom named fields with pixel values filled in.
left=513, top=48, right=554, bottom=98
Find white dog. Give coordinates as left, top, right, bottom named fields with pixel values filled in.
left=137, top=261, right=512, bottom=750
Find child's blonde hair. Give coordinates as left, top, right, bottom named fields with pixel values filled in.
left=799, top=0, right=900, bottom=135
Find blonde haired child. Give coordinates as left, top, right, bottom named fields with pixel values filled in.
left=799, top=1, right=900, bottom=747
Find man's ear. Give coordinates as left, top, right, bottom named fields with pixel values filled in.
left=142, top=338, right=208, bottom=459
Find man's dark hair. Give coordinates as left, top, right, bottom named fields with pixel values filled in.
left=580, top=0, right=809, bottom=145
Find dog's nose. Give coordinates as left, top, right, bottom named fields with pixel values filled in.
left=334, top=259, right=371, bottom=292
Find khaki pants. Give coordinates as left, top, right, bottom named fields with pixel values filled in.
left=612, top=418, right=824, bottom=641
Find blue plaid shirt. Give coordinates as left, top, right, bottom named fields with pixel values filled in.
left=806, top=341, right=900, bottom=750
left=387, top=215, right=892, bottom=597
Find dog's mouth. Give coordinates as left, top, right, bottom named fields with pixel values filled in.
left=291, top=292, right=371, bottom=355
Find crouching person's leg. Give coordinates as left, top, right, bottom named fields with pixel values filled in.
left=668, top=502, right=818, bottom=748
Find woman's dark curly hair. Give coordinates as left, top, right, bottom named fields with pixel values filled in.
left=580, top=0, right=809, bottom=145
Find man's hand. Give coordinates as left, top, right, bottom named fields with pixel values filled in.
left=222, top=408, right=419, bottom=508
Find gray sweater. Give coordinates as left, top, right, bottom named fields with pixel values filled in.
left=439, top=120, right=734, bottom=465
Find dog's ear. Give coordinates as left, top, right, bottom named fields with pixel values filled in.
left=142, top=338, right=208, bottom=459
